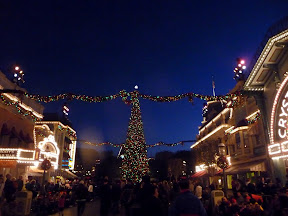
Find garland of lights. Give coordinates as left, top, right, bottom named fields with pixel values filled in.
left=24, top=92, right=121, bottom=103
left=83, top=141, right=184, bottom=148
left=41, top=158, right=52, bottom=170
left=0, top=95, right=41, bottom=121
left=217, top=156, right=229, bottom=169
left=20, top=90, right=242, bottom=103
left=247, top=112, right=261, bottom=125
left=35, top=130, right=184, bottom=148
left=57, top=125, right=77, bottom=140
left=0, top=89, right=243, bottom=122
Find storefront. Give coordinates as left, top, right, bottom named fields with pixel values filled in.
left=244, top=24, right=288, bottom=184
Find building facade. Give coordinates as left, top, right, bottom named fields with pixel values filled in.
left=244, top=20, right=288, bottom=184
left=0, top=71, right=44, bottom=179
left=191, top=80, right=268, bottom=188
left=33, top=119, right=77, bottom=180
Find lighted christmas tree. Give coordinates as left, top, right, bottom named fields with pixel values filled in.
left=121, top=91, right=149, bottom=182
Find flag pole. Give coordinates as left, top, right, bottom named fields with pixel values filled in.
left=212, top=75, right=216, bottom=97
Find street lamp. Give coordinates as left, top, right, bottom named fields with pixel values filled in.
left=218, top=143, right=228, bottom=196
left=233, top=58, right=246, bottom=81
left=12, top=65, right=25, bottom=85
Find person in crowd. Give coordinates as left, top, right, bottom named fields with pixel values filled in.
left=28, top=180, right=39, bottom=199
left=0, top=177, right=4, bottom=199
left=111, top=180, right=121, bottom=215
left=218, top=197, right=230, bottom=215
left=0, top=176, right=5, bottom=216
left=169, top=180, right=180, bottom=203
left=142, top=185, right=164, bottom=216
left=158, top=181, right=170, bottom=215
left=246, top=178, right=256, bottom=194
left=11, top=177, right=18, bottom=192
left=256, top=177, right=265, bottom=194
left=169, top=178, right=207, bottom=216
left=232, top=177, right=238, bottom=196
left=88, top=181, right=94, bottom=201
left=17, top=175, right=23, bottom=191
left=58, top=194, right=65, bottom=216
left=4, top=174, right=16, bottom=203
left=75, top=180, right=88, bottom=216
left=121, top=179, right=134, bottom=216
left=100, top=179, right=111, bottom=216
left=195, top=182, right=203, bottom=200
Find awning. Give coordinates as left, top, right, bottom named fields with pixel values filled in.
left=51, top=169, right=77, bottom=179
left=191, top=170, right=207, bottom=178
left=216, top=166, right=232, bottom=175
left=224, top=160, right=266, bottom=174
left=64, top=170, right=77, bottom=178
left=27, top=166, right=44, bottom=176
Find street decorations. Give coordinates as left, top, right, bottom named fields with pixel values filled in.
left=121, top=91, right=149, bottom=182
left=0, top=88, right=244, bottom=182
left=41, top=158, right=51, bottom=170
left=217, top=156, right=229, bottom=169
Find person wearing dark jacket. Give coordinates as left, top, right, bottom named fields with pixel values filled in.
left=169, top=179, right=207, bottom=216
left=100, top=179, right=112, bottom=216
left=111, top=180, right=122, bottom=214
left=4, top=174, right=16, bottom=203
left=75, top=181, right=88, bottom=216
left=142, top=186, right=164, bottom=216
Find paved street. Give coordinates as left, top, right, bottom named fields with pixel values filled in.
left=48, top=199, right=125, bottom=216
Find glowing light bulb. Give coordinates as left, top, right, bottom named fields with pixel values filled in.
left=242, top=66, right=246, bottom=69
left=15, top=66, right=19, bottom=70
left=240, top=60, right=245, bottom=64
left=20, top=70, right=23, bottom=74
left=238, top=64, right=242, bottom=67
left=134, top=85, right=138, bottom=90
left=14, top=73, right=17, bottom=77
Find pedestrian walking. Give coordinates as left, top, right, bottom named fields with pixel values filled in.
left=111, top=180, right=121, bottom=214
left=17, top=175, right=24, bottom=191
left=75, top=180, right=88, bottom=216
left=4, top=174, right=16, bottom=203
left=88, top=182, right=94, bottom=201
left=100, top=179, right=111, bottom=216
left=169, top=179, right=207, bottom=216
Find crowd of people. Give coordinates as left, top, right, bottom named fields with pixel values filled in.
left=1, top=173, right=288, bottom=216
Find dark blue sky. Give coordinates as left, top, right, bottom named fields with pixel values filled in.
left=0, top=1, right=287, bottom=156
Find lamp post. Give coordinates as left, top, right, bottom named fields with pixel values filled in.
left=12, top=65, right=25, bottom=85
left=218, top=143, right=228, bottom=197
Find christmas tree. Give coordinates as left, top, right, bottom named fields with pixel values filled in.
left=121, top=91, right=149, bottom=182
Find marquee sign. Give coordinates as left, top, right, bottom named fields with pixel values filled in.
left=270, top=75, right=288, bottom=158
left=38, top=135, right=60, bottom=169
left=0, top=148, right=35, bottom=160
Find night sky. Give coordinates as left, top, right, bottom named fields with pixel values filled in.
left=0, top=1, right=287, bottom=156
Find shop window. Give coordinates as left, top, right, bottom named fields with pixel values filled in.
left=236, top=133, right=241, bottom=149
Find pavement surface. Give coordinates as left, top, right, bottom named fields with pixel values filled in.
left=48, top=199, right=125, bottom=216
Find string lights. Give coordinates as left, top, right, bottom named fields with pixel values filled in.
left=83, top=140, right=184, bottom=148
left=121, top=91, right=149, bottom=182
left=20, top=90, right=242, bottom=104
left=0, top=95, right=41, bottom=121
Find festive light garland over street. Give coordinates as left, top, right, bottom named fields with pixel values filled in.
left=18, top=90, right=242, bottom=103
left=83, top=140, right=184, bottom=148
